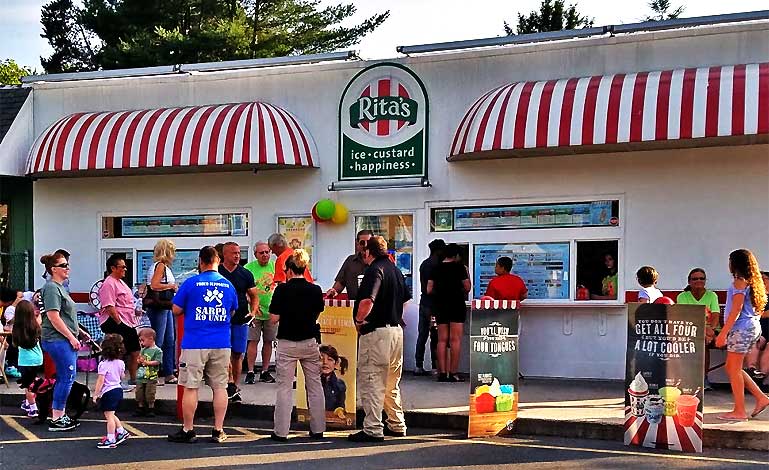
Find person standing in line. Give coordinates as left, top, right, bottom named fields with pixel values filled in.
left=218, top=242, right=258, bottom=402
left=676, top=268, right=722, bottom=391
left=414, top=239, right=445, bottom=376
left=146, top=240, right=178, bottom=385
left=134, top=328, right=162, bottom=417
left=744, top=271, right=769, bottom=389
left=326, top=230, right=373, bottom=300
left=268, top=249, right=326, bottom=441
left=168, top=246, right=238, bottom=444
left=636, top=266, right=663, bottom=303
left=243, top=241, right=277, bottom=384
left=349, top=236, right=411, bottom=443
left=42, top=248, right=71, bottom=292
left=12, top=300, right=43, bottom=418
left=93, top=334, right=130, bottom=449
left=427, top=243, right=471, bottom=383
left=270, top=233, right=313, bottom=284
left=39, top=252, right=81, bottom=431
left=98, top=254, right=141, bottom=391
left=715, top=249, right=769, bottom=420
left=484, top=256, right=528, bottom=302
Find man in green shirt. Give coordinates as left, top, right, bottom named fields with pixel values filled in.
left=243, top=241, right=277, bottom=384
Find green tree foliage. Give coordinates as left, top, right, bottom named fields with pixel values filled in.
left=40, top=0, right=389, bottom=73
left=643, top=0, right=684, bottom=21
left=0, top=59, right=33, bottom=85
left=504, top=0, right=593, bottom=35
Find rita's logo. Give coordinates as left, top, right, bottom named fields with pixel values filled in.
left=349, top=77, right=418, bottom=137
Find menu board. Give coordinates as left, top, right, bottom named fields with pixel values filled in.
left=136, top=250, right=201, bottom=287
left=120, top=213, right=247, bottom=238
left=432, top=200, right=618, bottom=232
left=278, top=216, right=315, bottom=274
left=474, top=243, right=569, bottom=299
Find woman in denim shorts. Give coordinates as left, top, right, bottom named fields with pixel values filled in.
left=715, top=249, right=769, bottom=420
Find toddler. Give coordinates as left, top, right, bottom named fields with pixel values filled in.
left=135, top=328, right=162, bottom=417
left=94, top=333, right=130, bottom=448
left=636, top=266, right=662, bottom=303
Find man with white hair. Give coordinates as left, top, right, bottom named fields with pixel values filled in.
left=269, top=233, right=313, bottom=285
left=243, top=241, right=277, bottom=384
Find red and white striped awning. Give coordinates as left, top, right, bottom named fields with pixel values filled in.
left=450, top=63, right=768, bottom=160
left=27, top=101, right=317, bottom=177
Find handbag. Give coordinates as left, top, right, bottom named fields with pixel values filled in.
left=143, top=263, right=174, bottom=310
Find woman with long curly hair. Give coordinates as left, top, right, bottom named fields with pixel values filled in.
left=715, top=249, right=769, bottom=420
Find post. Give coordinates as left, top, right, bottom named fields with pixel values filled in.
left=176, top=312, right=184, bottom=421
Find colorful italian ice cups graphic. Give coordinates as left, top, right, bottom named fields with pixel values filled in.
left=676, top=395, right=700, bottom=427
left=644, top=394, right=664, bottom=424
left=659, top=386, right=682, bottom=416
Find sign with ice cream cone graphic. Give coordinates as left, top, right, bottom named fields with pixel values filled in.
left=468, top=299, right=519, bottom=438
left=625, top=303, right=705, bottom=452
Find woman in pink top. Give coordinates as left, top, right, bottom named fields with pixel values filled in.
left=98, top=254, right=140, bottom=387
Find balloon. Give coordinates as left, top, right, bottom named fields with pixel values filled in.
left=311, top=204, right=324, bottom=223
left=331, top=203, right=348, bottom=224
left=315, top=199, right=335, bottom=220
left=654, top=296, right=675, bottom=305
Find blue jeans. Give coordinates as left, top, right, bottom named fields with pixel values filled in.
left=147, top=308, right=176, bottom=377
left=41, top=339, right=77, bottom=411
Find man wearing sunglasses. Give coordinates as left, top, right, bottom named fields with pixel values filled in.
left=326, top=230, right=373, bottom=300
left=243, top=241, right=277, bottom=384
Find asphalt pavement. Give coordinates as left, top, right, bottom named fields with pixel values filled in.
left=1, top=406, right=768, bottom=470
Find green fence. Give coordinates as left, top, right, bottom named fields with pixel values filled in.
left=0, top=251, right=30, bottom=290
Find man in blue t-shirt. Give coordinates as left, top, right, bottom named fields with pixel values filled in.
left=168, top=246, right=237, bottom=444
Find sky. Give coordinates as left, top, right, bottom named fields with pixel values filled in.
left=0, top=0, right=766, bottom=70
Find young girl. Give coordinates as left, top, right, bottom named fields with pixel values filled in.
left=94, top=334, right=130, bottom=448
left=11, top=300, right=43, bottom=418
left=715, top=249, right=769, bottom=420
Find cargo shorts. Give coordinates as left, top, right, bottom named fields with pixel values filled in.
left=178, top=348, right=231, bottom=390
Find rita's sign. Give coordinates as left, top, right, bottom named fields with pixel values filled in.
left=339, top=62, right=428, bottom=181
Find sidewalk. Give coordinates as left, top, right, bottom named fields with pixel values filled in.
left=2, top=373, right=767, bottom=451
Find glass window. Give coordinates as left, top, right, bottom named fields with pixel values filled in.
left=277, top=216, right=315, bottom=274
left=355, top=214, right=414, bottom=284
left=102, top=213, right=248, bottom=239
left=474, top=242, right=570, bottom=300
left=103, top=250, right=135, bottom=288
left=576, top=240, right=619, bottom=300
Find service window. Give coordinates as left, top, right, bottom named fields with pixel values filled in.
left=103, top=249, right=135, bottom=288
left=355, top=214, right=414, bottom=289
left=576, top=240, right=619, bottom=300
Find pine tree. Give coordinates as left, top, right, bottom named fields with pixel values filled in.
left=643, top=0, right=684, bottom=22
left=504, top=0, right=593, bottom=35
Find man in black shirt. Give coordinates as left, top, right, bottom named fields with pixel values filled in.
left=218, top=242, right=258, bottom=402
left=415, top=239, right=445, bottom=376
left=348, top=236, right=412, bottom=443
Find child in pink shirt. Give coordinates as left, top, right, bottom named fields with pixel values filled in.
left=94, top=334, right=129, bottom=448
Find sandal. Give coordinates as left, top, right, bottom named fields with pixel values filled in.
left=165, top=377, right=178, bottom=385
left=751, top=402, right=769, bottom=418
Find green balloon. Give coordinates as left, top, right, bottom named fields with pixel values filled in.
left=316, top=199, right=336, bottom=220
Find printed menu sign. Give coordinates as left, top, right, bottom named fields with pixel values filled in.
left=474, top=243, right=569, bottom=299
left=469, top=300, right=519, bottom=438
left=296, top=301, right=357, bottom=429
left=625, top=303, right=705, bottom=453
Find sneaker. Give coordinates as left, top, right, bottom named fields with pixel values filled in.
left=96, top=437, right=117, bottom=449
left=229, top=393, right=242, bottom=403
left=115, top=430, right=130, bottom=445
left=5, top=366, right=21, bottom=378
left=449, top=374, right=465, bottom=383
left=49, top=416, right=77, bottom=432
left=269, top=432, right=288, bottom=442
left=145, top=409, right=156, bottom=418
left=168, top=428, right=198, bottom=443
left=21, top=400, right=30, bottom=412
left=226, top=383, right=239, bottom=399
left=704, top=378, right=713, bottom=391
left=244, top=371, right=256, bottom=384
left=211, top=429, right=228, bottom=443
left=347, top=431, right=384, bottom=442
left=27, top=408, right=39, bottom=418
left=309, top=431, right=324, bottom=439
left=259, top=371, right=276, bottom=383
left=121, top=382, right=135, bottom=392
left=133, top=408, right=147, bottom=417
left=413, top=367, right=431, bottom=377
left=383, top=426, right=406, bottom=437
left=437, top=374, right=449, bottom=383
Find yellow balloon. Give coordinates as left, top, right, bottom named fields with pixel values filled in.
left=331, top=203, right=348, bottom=224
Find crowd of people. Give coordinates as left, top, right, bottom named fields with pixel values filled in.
left=0, top=236, right=767, bottom=446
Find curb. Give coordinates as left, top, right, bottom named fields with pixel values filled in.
left=2, top=393, right=766, bottom=451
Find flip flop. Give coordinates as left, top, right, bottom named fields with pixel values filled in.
left=717, top=414, right=749, bottom=422
left=751, top=402, right=769, bottom=418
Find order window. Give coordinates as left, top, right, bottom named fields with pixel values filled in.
left=355, top=214, right=414, bottom=289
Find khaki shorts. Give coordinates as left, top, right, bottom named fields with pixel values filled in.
left=178, top=348, right=231, bottom=390
left=248, top=318, right=278, bottom=343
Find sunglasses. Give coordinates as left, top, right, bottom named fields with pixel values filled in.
left=256, top=250, right=270, bottom=255
left=689, top=277, right=706, bottom=281
left=116, top=265, right=128, bottom=269
left=54, top=263, right=70, bottom=269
